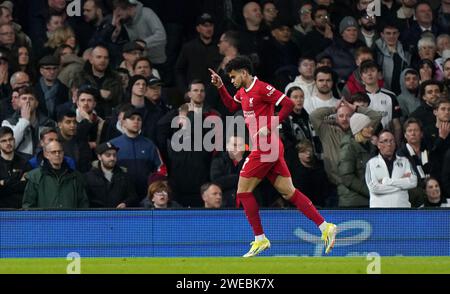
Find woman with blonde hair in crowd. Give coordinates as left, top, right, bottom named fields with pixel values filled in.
left=43, top=26, right=78, bottom=57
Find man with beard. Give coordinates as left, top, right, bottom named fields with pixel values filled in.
left=410, top=80, right=444, bottom=128
left=76, top=45, right=123, bottom=117
left=303, top=5, right=333, bottom=58
left=84, top=142, right=138, bottom=208
left=0, top=126, right=28, bottom=208
left=358, top=11, right=378, bottom=48
left=304, top=67, right=339, bottom=115
left=73, top=0, right=105, bottom=52
left=397, top=69, right=421, bottom=120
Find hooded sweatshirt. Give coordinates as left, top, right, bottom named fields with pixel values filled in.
left=396, top=68, right=421, bottom=120
left=123, top=1, right=167, bottom=64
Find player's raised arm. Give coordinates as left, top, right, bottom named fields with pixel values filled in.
left=208, top=68, right=241, bottom=113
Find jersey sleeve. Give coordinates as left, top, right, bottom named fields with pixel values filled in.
left=259, top=82, right=286, bottom=106
left=233, top=91, right=242, bottom=104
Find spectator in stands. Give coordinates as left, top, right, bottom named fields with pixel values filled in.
left=76, top=0, right=106, bottom=52
left=374, top=22, right=411, bottom=95
left=76, top=45, right=123, bottom=118
left=417, top=59, right=436, bottom=83
left=110, top=108, right=167, bottom=200
left=35, top=55, right=69, bottom=120
left=291, top=2, right=314, bottom=50
left=360, top=60, right=403, bottom=145
left=258, top=18, right=300, bottom=88
left=133, top=56, right=160, bottom=80
left=112, top=0, right=167, bottom=68
left=421, top=177, right=450, bottom=207
left=2, top=86, right=56, bottom=155
left=120, top=41, right=144, bottom=76
left=338, top=112, right=381, bottom=208
left=57, top=49, right=85, bottom=89
left=423, top=98, right=450, bottom=179
left=175, top=13, right=221, bottom=93
left=210, top=135, right=247, bottom=207
left=318, top=16, right=364, bottom=82
left=260, top=0, right=278, bottom=34
left=304, top=67, right=339, bottom=114
left=302, top=5, right=333, bottom=59
left=418, top=37, right=437, bottom=64
left=397, top=69, right=421, bottom=120
left=401, top=2, right=438, bottom=50
left=410, top=80, right=444, bottom=128
left=26, top=127, right=76, bottom=171
left=23, top=140, right=89, bottom=209
left=310, top=99, right=381, bottom=201
left=75, top=85, right=104, bottom=151
left=0, top=126, right=28, bottom=208
left=57, top=110, right=92, bottom=173
left=201, top=183, right=223, bottom=209
left=342, top=46, right=384, bottom=99
left=144, top=180, right=180, bottom=208
left=0, top=23, right=22, bottom=51
left=445, top=58, right=450, bottom=97
left=43, top=26, right=77, bottom=57
left=436, top=1, right=450, bottom=35
left=397, top=118, right=430, bottom=207
left=99, top=103, right=134, bottom=144
left=16, top=46, right=36, bottom=83
left=358, top=11, right=378, bottom=48
left=395, top=0, right=416, bottom=32
left=85, top=142, right=138, bottom=208
left=284, top=56, right=317, bottom=101
left=0, top=2, right=31, bottom=48
left=0, top=71, right=31, bottom=123
left=238, top=2, right=266, bottom=68
left=288, top=139, right=331, bottom=208
left=281, top=86, right=319, bottom=159
left=365, top=129, right=417, bottom=208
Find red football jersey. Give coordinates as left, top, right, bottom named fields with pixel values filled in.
left=233, top=77, right=286, bottom=146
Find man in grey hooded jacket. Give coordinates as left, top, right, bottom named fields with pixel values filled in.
left=397, top=68, right=421, bottom=122
left=112, top=0, right=167, bottom=65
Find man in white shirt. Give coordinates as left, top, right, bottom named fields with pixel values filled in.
left=365, top=130, right=417, bottom=208
left=304, top=66, right=339, bottom=114
left=360, top=60, right=403, bottom=145
left=285, top=56, right=317, bottom=100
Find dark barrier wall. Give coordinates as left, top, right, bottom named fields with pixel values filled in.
left=0, top=210, right=449, bottom=258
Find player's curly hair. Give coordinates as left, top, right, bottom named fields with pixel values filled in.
left=225, top=55, right=254, bottom=75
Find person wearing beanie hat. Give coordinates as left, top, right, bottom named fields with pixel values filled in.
left=350, top=113, right=372, bottom=135
left=128, top=74, right=148, bottom=105
left=337, top=112, right=378, bottom=207
left=339, top=16, right=359, bottom=35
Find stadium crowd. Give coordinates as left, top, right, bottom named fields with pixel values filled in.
left=0, top=0, right=450, bottom=209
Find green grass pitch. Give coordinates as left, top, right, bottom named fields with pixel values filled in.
left=1, top=257, right=450, bottom=274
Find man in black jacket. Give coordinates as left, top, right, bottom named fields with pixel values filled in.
left=0, top=126, right=29, bottom=208
left=84, top=142, right=138, bottom=208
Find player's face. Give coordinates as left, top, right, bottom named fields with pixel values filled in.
left=228, top=70, right=246, bottom=89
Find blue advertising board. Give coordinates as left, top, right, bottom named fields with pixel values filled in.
left=0, top=210, right=449, bottom=258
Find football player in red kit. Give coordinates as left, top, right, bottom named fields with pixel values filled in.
left=209, top=56, right=337, bottom=257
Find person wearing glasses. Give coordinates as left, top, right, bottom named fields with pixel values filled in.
left=291, top=2, right=314, bottom=50
left=365, top=129, right=417, bottom=208
left=22, top=140, right=89, bottom=208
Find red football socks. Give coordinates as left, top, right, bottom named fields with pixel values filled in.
left=237, top=192, right=264, bottom=236
left=289, top=189, right=324, bottom=226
